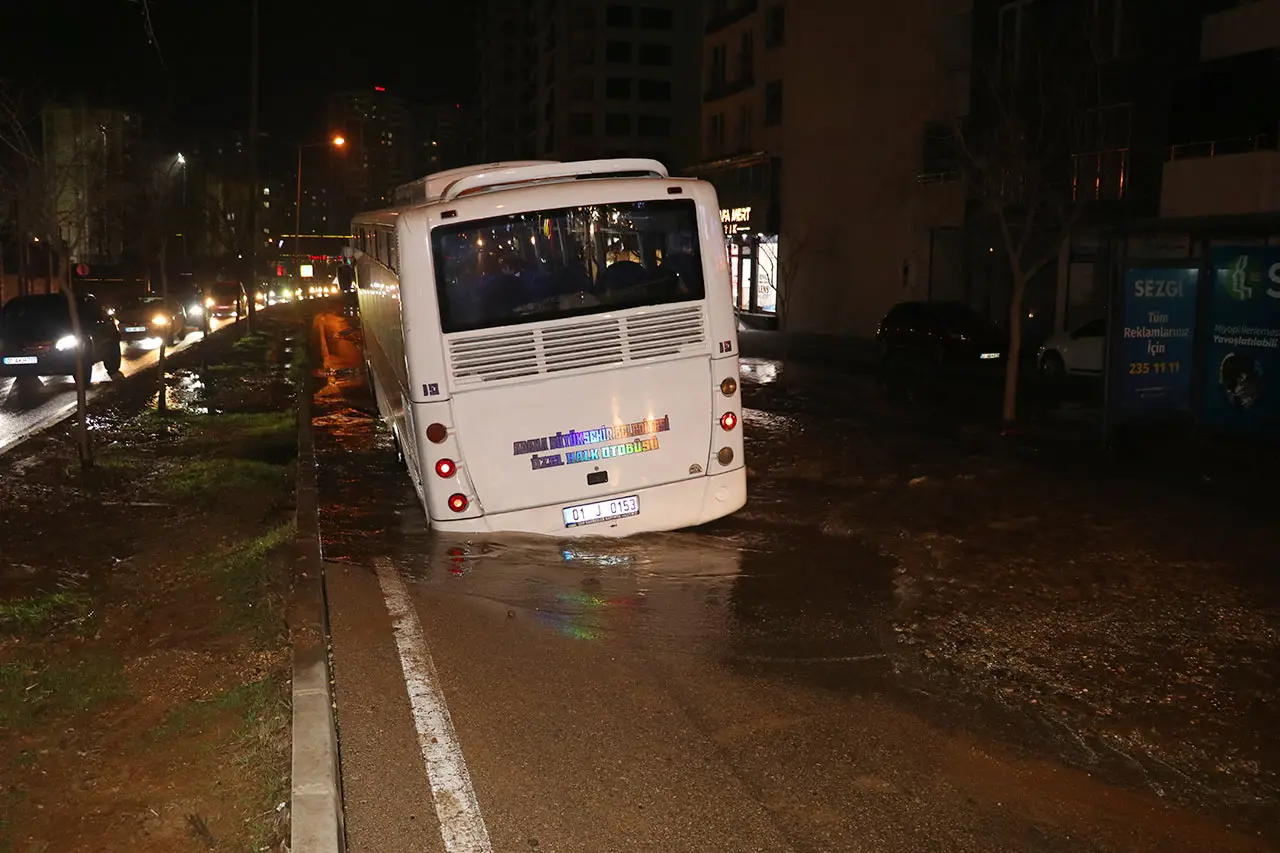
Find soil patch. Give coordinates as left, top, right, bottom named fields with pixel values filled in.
left=0, top=311, right=302, bottom=852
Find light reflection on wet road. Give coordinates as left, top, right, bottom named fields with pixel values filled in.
left=0, top=317, right=236, bottom=456
left=311, top=311, right=1274, bottom=853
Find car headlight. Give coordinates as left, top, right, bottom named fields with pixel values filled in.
left=55, top=335, right=79, bottom=351
left=188, top=304, right=203, bottom=316
left=204, top=297, right=215, bottom=308
left=151, top=314, right=169, bottom=326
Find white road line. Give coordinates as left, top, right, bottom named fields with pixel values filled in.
left=374, top=558, right=494, bottom=853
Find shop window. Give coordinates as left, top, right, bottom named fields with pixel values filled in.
left=606, top=77, right=633, bottom=99
left=637, top=79, right=671, bottom=102
left=708, top=113, right=725, bottom=153
left=765, top=3, right=785, bottom=48
left=764, top=80, right=783, bottom=126
left=607, top=40, right=632, bottom=62
left=571, top=41, right=595, bottom=66
left=607, top=4, right=633, bottom=26
left=639, top=7, right=673, bottom=29
left=606, top=113, right=632, bottom=135
left=638, top=43, right=672, bottom=66
left=638, top=115, right=670, bottom=138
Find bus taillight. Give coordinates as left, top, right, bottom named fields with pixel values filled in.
left=448, top=493, right=469, bottom=513
left=426, top=423, right=448, bottom=443
left=719, top=412, right=738, bottom=431
left=720, top=377, right=737, bottom=396
left=435, top=458, right=457, bottom=478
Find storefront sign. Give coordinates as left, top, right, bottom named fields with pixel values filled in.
left=1201, top=248, right=1280, bottom=434
left=719, top=206, right=752, bottom=235
left=1112, top=268, right=1198, bottom=419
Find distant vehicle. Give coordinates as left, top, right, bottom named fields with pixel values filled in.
left=1038, top=318, right=1105, bottom=379
left=0, top=293, right=122, bottom=379
left=169, top=282, right=208, bottom=331
left=354, top=158, right=746, bottom=537
left=207, top=281, right=247, bottom=319
left=876, top=301, right=1007, bottom=366
left=114, top=295, right=186, bottom=349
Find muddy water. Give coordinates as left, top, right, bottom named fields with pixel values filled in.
left=312, top=310, right=1278, bottom=850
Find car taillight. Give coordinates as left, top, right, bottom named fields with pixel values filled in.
left=719, top=412, right=738, bottom=431
left=426, top=422, right=447, bottom=443
left=448, top=493, right=468, bottom=513
left=435, top=458, right=456, bottom=478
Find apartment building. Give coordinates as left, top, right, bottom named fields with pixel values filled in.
left=689, top=0, right=971, bottom=336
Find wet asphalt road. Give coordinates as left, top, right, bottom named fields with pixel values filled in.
left=310, top=311, right=1275, bottom=853
left=0, top=316, right=236, bottom=456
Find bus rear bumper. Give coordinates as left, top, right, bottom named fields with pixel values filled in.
left=430, top=467, right=747, bottom=537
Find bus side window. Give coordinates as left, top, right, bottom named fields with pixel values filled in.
left=388, top=231, right=398, bottom=272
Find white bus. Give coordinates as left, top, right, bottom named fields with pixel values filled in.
left=351, top=158, right=745, bottom=537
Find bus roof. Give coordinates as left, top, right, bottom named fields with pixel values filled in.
left=387, top=158, right=670, bottom=209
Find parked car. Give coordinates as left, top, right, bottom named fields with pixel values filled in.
left=114, top=295, right=186, bottom=349
left=0, top=293, right=122, bottom=379
left=208, top=280, right=247, bottom=319
left=1038, top=318, right=1105, bottom=379
left=876, top=301, right=1008, bottom=366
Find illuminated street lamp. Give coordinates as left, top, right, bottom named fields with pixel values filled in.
left=296, top=135, right=346, bottom=270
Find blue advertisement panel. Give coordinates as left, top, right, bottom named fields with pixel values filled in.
left=1114, top=268, right=1199, bottom=419
left=1203, top=248, right=1280, bottom=434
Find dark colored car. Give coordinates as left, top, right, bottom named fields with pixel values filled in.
left=169, top=281, right=209, bottom=332
left=114, top=295, right=186, bottom=349
left=876, top=301, right=1008, bottom=366
left=0, top=293, right=122, bottom=379
left=208, top=281, right=247, bottom=319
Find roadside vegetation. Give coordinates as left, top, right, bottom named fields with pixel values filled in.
left=0, top=314, right=301, bottom=852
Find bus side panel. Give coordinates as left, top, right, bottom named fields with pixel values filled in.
left=685, top=181, right=741, bottom=360
left=397, top=211, right=452, bottom=407
left=354, top=242, right=420, bottom=487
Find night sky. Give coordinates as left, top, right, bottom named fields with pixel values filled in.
left=0, top=0, right=476, bottom=144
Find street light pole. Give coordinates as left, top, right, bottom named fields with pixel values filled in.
left=295, top=144, right=303, bottom=268
left=294, top=136, right=345, bottom=287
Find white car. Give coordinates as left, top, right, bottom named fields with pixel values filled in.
left=1038, top=318, right=1105, bottom=379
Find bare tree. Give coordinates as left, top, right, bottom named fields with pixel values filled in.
left=0, top=86, right=126, bottom=466
left=953, top=4, right=1107, bottom=426
left=135, top=146, right=188, bottom=413
left=773, top=222, right=822, bottom=371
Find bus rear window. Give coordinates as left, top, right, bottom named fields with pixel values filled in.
left=432, top=198, right=705, bottom=333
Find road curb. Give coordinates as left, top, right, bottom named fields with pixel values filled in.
left=290, top=331, right=346, bottom=853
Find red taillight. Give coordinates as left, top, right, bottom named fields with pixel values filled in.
left=426, top=422, right=447, bottom=443
left=719, top=411, right=738, bottom=431
left=435, top=458, right=456, bottom=478
left=448, top=493, right=468, bottom=513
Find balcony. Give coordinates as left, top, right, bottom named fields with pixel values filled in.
left=705, top=0, right=758, bottom=35
left=1201, top=0, right=1280, bottom=61
left=1160, top=136, right=1280, bottom=219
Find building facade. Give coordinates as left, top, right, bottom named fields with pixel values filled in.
left=327, top=88, right=414, bottom=217
left=477, top=0, right=538, bottom=162
left=40, top=104, right=141, bottom=267
left=689, top=0, right=971, bottom=336
left=527, top=0, right=702, bottom=168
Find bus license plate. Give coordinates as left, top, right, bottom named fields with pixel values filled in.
left=3, top=356, right=37, bottom=365
left=563, top=495, right=640, bottom=528
left=123, top=326, right=148, bottom=333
